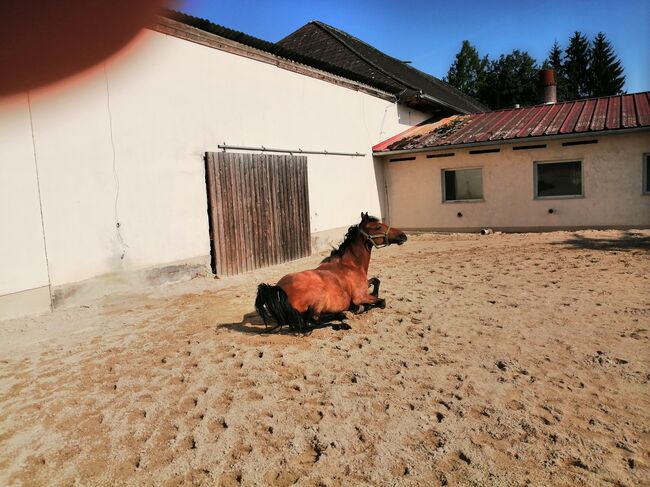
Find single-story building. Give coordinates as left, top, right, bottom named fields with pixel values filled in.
left=0, top=11, right=483, bottom=320
left=373, top=92, right=650, bottom=231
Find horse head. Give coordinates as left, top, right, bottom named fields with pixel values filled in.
left=359, top=212, right=407, bottom=249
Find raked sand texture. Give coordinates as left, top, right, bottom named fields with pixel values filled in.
left=0, top=230, right=648, bottom=486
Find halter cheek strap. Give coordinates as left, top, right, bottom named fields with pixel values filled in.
left=359, top=225, right=392, bottom=249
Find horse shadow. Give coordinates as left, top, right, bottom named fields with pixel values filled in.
left=552, top=231, right=650, bottom=252
left=218, top=311, right=352, bottom=335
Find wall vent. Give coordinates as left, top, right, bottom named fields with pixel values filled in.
left=513, top=144, right=547, bottom=151
left=389, top=156, right=416, bottom=162
left=426, top=153, right=455, bottom=159
left=562, top=139, right=598, bottom=147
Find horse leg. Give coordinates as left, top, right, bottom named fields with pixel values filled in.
left=308, top=311, right=350, bottom=331
left=326, top=311, right=351, bottom=330
left=316, top=311, right=348, bottom=322
left=353, top=294, right=386, bottom=312
left=349, top=303, right=365, bottom=314
left=368, top=277, right=381, bottom=297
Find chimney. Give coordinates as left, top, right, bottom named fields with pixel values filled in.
left=539, top=69, right=557, bottom=104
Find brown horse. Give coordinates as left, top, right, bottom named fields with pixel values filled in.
left=255, top=213, right=407, bottom=332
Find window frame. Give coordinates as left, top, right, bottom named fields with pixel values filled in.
left=641, top=152, right=650, bottom=196
left=441, top=166, right=485, bottom=203
left=533, top=159, right=584, bottom=200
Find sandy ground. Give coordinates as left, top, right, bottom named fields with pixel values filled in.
left=0, top=229, right=649, bottom=487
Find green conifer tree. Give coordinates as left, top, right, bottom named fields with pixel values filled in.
left=589, top=32, right=625, bottom=96
left=564, top=31, right=591, bottom=99
left=544, top=40, right=568, bottom=102
left=445, top=40, right=487, bottom=99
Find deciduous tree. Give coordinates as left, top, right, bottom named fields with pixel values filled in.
left=478, top=50, right=539, bottom=109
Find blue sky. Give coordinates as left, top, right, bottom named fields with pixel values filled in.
left=177, top=0, right=649, bottom=94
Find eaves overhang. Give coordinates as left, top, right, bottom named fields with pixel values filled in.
left=154, top=16, right=398, bottom=103
left=373, top=126, right=650, bottom=157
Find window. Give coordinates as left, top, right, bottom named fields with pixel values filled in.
left=535, top=161, right=582, bottom=198
left=443, top=168, right=483, bottom=202
left=643, top=154, right=650, bottom=194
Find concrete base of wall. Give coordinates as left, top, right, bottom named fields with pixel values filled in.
left=0, top=286, right=52, bottom=321
left=50, top=255, right=211, bottom=310
left=311, top=226, right=350, bottom=254
left=0, top=256, right=212, bottom=322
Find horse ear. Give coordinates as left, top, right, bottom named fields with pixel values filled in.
left=360, top=212, right=366, bottom=221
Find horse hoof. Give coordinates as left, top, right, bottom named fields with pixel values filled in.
left=378, top=299, right=386, bottom=309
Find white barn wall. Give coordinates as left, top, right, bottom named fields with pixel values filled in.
left=29, top=72, right=123, bottom=287
left=0, top=96, right=51, bottom=316
left=0, top=28, right=428, bottom=317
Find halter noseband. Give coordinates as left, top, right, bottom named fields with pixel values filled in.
left=359, top=224, right=392, bottom=249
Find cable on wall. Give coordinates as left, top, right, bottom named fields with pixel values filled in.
left=103, top=64, right=127, bottom=261
left=27, top=91, right=53, bottom=310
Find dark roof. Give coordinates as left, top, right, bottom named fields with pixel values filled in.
left=277, top=21, right=487, bottom=114
left=163, top=10, right=398, bottom=94
left=163, top=11, right=486, bottom=115
left=373, top=92, right=650, bottom=153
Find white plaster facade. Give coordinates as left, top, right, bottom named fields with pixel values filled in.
left=381, top=132, right=650, bottom=231
left=0, top=22, right=429, bottom=319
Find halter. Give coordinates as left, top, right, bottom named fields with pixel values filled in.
left=359, top=224, right=392, bottom=249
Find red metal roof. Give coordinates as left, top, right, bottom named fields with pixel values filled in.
left=373, top=92, right=650, bottom=153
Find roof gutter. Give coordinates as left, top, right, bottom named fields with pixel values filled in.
left=399, top=91, right=473, bottom=115
left=373, top=126, right=650, bottom=157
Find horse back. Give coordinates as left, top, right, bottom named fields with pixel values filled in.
left=277, top=268, right=351, bottom=315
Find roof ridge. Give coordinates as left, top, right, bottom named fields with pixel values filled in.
left=312, top=20, right=434, bottom=88
left=310, top=21, right=485, bottom=113
left=309, top=21, right=411, bottom=92
left=163, top=10, right=398, bottom=95
left=171, top=13, right=486, bottom=114
left=165, top=9, right=274, bottom=50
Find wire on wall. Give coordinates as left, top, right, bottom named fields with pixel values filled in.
left=103, top=64, right=127, bottom=261
left=27, top=91, right=53, bottom=310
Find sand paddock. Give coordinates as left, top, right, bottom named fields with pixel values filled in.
left=0, top=230, right=649, bottom=486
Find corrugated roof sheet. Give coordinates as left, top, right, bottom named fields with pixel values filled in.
left=373, top=92, right=650, bottom=153
left=164, top=10, right=398, bottom=94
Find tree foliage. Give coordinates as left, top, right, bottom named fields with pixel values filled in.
left=589, top=32, right=625, bottom=97
left=544, top=41, right=569, bottom=102
left=564, top=31, right=591, bottom=100
left=445, top=31, right=627, bottom=109
left=445, top=40, right=487, bottom=99
left=478, top=51, right=539, bottom=109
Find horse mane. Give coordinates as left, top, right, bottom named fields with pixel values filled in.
left=321, top=215, right=379, bottom=263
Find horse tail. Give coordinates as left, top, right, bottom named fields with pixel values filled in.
left=255, top=284, right=310, bottom=332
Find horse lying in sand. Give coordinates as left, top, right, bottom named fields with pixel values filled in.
left=255, top=212, right=407, bottom=332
